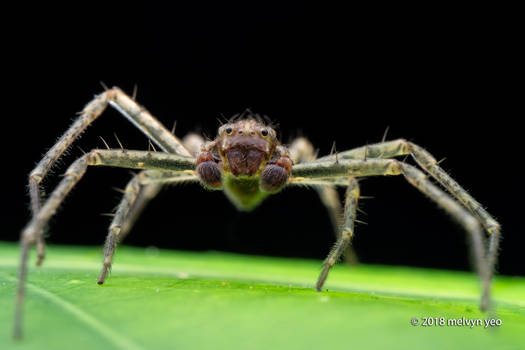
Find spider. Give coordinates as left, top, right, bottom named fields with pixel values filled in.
left=14, top=87, right=501, bottom=338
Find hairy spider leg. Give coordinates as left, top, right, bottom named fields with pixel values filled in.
left=28, top=87, right=192, bottom=266
left=291, top=158, right=491, bottom=311
left=113, top=134, right=203, bottom=238
left=288, top=137, right=358, bottom=264
left=316, top=139, right=501, bottom=284
left=316, top=178, right=359, bottom=289
left=15, top=150, right=195, bottom=339
left=99, top=134, right=205, bottom=283
left=98, top=171, right=198, bottom=284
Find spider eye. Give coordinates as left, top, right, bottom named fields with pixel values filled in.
left=225, top=127, right=233, bottom=135
left=260, top=129, right=269, bottom=137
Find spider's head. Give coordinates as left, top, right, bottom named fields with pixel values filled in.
left=216, top=119, right=278, bottom=177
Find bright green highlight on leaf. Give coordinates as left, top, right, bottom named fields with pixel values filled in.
left=0, top=241, right=524, bottom=350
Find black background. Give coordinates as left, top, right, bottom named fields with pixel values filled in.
left=4, top=3, right=522, bottom=275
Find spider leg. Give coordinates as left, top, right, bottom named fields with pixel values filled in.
left=98, top=170, right=198, bottom=284
left=315, top=186, right=358, bottom=265
left=316, top=139, right=501, bottom=280
left=29, top=87, right=193, bottom=266
left=99, top=133, right=205, bottom=274
left=291, top=158, right=491, bottom=311
left=14, top=150, right=195, bottom=339
left=316, top=178, right=359, bottom=290
left=115, top=133, right=204, bottom=236
left=289, top=137, right=358, bottom=264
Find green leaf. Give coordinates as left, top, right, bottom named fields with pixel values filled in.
left=0, top=241, right=524, bottom=350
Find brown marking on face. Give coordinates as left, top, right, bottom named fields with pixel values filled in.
left=216, top=119, right=278, bottom=177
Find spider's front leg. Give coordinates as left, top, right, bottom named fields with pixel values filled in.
left=28, top=87, right=193, bottom=266
left=316, top=178, right=359, bottom=291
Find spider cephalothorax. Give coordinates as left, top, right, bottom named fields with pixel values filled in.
left=196, top=118, right=292, bottom=210
left=14, top=87, right=501, bottom=339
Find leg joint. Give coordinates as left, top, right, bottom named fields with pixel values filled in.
left=486, top=222, right=501, bottom=235
left=341, top=229, right=353, bottom=240
left=464, top=215, right=483, bottom=233
left=101, top=87, right=122, bottom=101
left=29, top=172, right=43, bottom=184
left=406, top=141, right=439, bottom=167
left=110, top=225, right=121, bottom=236
left=388, top=159, right=404, bottom=175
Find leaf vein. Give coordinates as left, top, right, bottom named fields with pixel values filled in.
left=3, top=273, right=145, bottom=350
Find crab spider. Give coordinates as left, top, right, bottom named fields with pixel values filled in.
left=14, top=87, right=501, bottom=339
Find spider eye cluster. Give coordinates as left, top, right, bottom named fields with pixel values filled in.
left=219, top=123, right=275, bottom=139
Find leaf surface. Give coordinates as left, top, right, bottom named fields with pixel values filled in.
left=0, top=242, right=524, bottom=350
